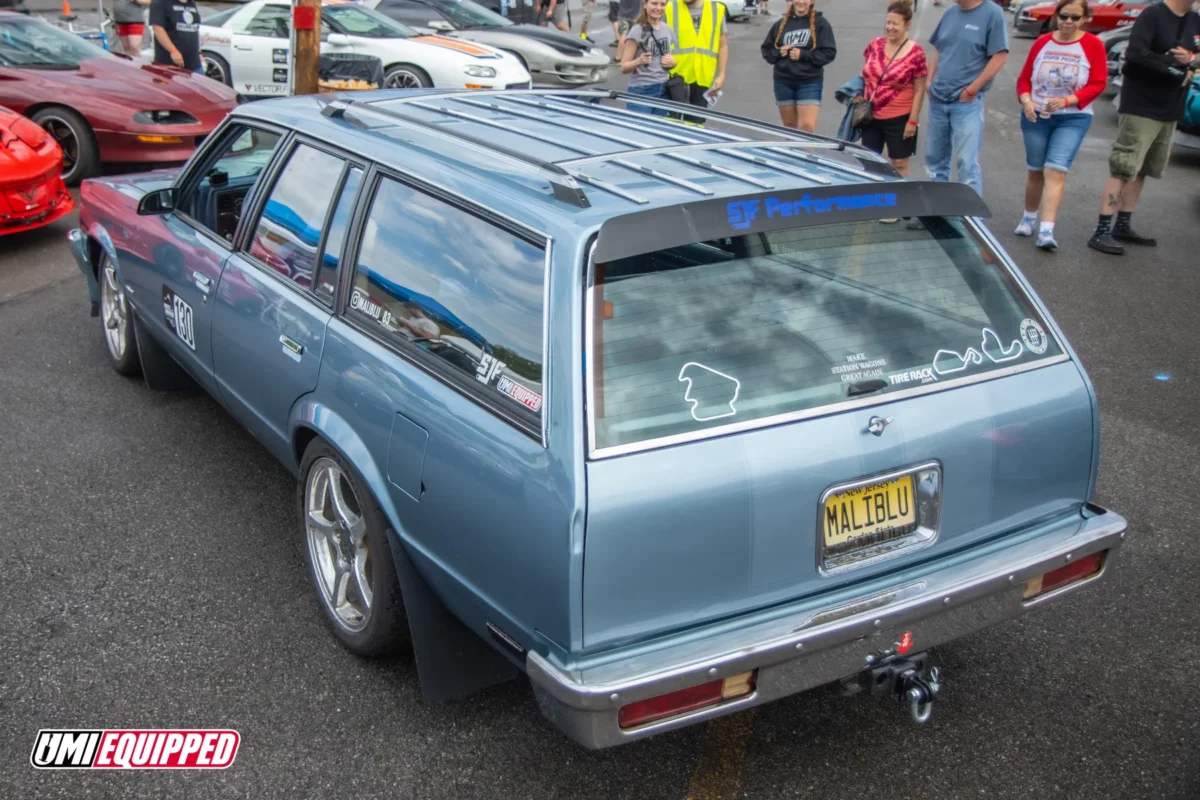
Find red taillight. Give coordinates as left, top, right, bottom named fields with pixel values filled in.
left=617, top=671, right=757, bottom=729
left=1023, top=551, right=1105, bottom=600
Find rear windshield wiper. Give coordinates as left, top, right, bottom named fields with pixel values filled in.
left=846, top=378, right=888, bottom=397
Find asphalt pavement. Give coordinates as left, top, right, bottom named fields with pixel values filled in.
left=2, top=1, right=1199, bottom=797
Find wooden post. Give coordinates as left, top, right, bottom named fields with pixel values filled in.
left=292, top=0, right=321, bottom=96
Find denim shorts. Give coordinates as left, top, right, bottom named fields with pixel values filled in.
left=773, top=79, right=822, bottom=107
left=1020, top=112, right=1092, bottom=173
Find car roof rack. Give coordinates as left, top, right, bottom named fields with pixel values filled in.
left=319, top=96, right=592, bottom=208
left=322, top=90, right=898, bottom=208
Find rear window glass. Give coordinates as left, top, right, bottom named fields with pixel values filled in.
left=587, top=217, right=1063, bottom=453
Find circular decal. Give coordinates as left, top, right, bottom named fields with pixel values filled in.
left=1020, top=318, right=1048, bottom=355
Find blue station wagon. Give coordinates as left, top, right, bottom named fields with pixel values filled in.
left=68, top=88, right=1127, bottom=748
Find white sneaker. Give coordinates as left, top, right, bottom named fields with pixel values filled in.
left=1014, top=218, right=1035, bottom=237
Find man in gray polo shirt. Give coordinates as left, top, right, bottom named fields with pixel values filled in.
left=923, top=0, right=1008, bottom=197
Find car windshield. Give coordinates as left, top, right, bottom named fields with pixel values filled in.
left=426, top=0, right=512, bottom=28
left=324, top=5, right=417, bottom=38
left=586, top=217, right=1065, bottom=453
left=0, top=17, right=111, bottom=68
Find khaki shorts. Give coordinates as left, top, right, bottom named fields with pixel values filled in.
left=1109, top=113, right=1177, bottom=181
left=581, top=0, right=595, bottom=26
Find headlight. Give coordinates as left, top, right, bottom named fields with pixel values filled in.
left=463, top=65, right=497, bottom=78
left=133, top=110, right=199, bottom=125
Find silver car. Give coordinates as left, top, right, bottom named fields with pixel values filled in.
left=365, top=0, right=611, bottom=87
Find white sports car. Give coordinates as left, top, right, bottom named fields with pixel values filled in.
left=197, top=0, right=531, bottom=99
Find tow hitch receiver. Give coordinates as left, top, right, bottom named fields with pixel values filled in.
left=836, top=650, right=943, bottom=724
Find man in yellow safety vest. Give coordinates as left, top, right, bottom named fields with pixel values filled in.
left=664, top=0, right=729, bottom=122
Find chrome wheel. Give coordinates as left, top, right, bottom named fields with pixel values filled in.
left=384, top=68, right=426, bottom=89
left=204, top=58, right=227, bottom=85
left=100, top=261, right=128, bottom=361
left=305, top=458, right=373, bottom=632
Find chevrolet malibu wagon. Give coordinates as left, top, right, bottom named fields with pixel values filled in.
left=68, top=88, right=1127, bottom=748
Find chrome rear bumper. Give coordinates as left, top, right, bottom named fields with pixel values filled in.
left=528, top=506, right=1126, bottom=748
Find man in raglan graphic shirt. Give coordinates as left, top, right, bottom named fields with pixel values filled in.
left=1087, top=0, right=1200, bottom=255
left=150, top=0, right=202, bottom=73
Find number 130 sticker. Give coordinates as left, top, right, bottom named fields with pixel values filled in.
left=162, top=286, right=196, bottom=351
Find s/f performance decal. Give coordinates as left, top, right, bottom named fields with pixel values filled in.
left=162, top=286, right=196, bottom=351
left=30, top=729, right=240, bottom=769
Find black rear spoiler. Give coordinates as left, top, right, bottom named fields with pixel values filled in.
left=594, top=181, right=991, bottom=263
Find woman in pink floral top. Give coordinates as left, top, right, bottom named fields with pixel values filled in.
left=854, top=0, right=928, bottom=180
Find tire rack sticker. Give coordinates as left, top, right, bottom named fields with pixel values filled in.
left=162, top=286, right=196, bottom=351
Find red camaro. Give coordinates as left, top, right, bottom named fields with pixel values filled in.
left=0, top=11, right=237, bottom=184
left=0, top=104, right=73, bottom=235
left=1016, top=0, right=1155, bottom=37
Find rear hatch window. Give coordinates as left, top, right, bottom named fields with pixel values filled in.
left=587, top=216, right=1064, bottom=455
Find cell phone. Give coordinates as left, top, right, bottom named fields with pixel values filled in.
left=703, top=88, right=722, bottom=107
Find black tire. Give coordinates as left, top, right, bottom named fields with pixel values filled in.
left=297, top=439, right=409, bottom=656
left=30, top=106, right=98, bottom=186
left=383, top=63, right=432, bottom=90
left=96, top=250, right=141, bottom=377
left=202, top=51, right=231, bottom=86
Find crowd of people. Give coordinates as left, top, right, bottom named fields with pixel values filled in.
left=594, top=0, right=1199, bottom=254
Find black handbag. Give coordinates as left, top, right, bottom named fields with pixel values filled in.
left=855, top=38, right=907, bottom=127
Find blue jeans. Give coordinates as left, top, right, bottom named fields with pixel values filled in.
left=1020, top=112, right=1092, bottom=173
left=626, top=82, right=669, bottom=117
left=923, top=96, right=986, bottom=197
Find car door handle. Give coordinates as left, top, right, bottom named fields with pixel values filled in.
left=192, top=272, right=212, bottom=293
left=234, top=44, right=254, bottom=51
left=280, top=335, right=304, bottom=358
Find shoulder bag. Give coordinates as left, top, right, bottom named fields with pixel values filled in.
left=854, top=38, right=907, bottom=128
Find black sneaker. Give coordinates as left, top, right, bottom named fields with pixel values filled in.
left=1112, top=228, right=1158, bottom=246
left=1087, top=232, right=1125, bottom=255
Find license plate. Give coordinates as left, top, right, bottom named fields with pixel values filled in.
left=823, top=474, right=916, bottom=553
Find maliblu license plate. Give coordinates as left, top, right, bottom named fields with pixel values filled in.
left=823, top=474, right=916, bottom=553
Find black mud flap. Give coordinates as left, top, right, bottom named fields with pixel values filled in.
left=386, top=530, right=520, bottom=702
left=132, top=314, right=198, bottom=391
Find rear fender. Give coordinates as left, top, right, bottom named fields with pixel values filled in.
left=289, top=400, right=519, bottom=699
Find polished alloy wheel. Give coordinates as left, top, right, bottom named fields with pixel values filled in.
left=39, top=117, right=79, bottom=175
left=100, top=262, right=128, bottom=361
left=205, top=59, right=227, bottom=84
left=305, top=458, right=373, bottom=632
left=384, top=70, right=424, bottom=89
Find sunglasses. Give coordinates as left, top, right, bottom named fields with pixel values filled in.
left=1057, top=13, right=1084, bottom=21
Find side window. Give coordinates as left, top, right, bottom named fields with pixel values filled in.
left=347, top=177, right=546, bottom=423
left=244, top=5, right=290, bottom=37
left=313, top=167, right=363, bottom=303
left=179, top=125, right=282, bottom=243
left=377, top=0, right=436, bottom=27
left=247, top=143, right=347, bottom=293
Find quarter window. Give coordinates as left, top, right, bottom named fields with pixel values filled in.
left=347, top=177, right=546, bottom=423
left=247, top=143, right=347, bottom=293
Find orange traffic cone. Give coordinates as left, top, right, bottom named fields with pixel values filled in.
left=61, top=0, right=73, bottom=16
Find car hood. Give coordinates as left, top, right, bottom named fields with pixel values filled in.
left=87, top=167, right=180, bottom=201
left=504, top=24, right=601, bottom=55
left=54, top=57, right=238, bottom=108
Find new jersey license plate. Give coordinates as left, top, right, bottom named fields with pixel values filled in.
left=823, top=474, right=916, bottom=552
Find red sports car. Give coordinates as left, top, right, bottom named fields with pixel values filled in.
left=0, top=104, right=73, bottom=235
left=1016, top=0, right=1156, bottom=37
left=0, top=11, right=237, bottom=185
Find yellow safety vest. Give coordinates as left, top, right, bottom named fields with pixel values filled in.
left=665, top=0, right=724, bottom=87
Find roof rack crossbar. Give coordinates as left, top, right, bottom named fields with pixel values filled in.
left=573, top=172, right=649, bottom=204
left=455, top=96, right=772, bottom=190
left=318, top=97, right=590, bottom=207
left=602, top=89, right=890, bottom=161
left=375, top=88, right=608, bottom=106
left=410, top=100, right=712, bottom=198
left=523, top=97, right=835, bottom=186
left=558, top=95, right=888, bottom=184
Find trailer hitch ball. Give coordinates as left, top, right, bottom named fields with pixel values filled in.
left=901, top=666, right=941, bottom=724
